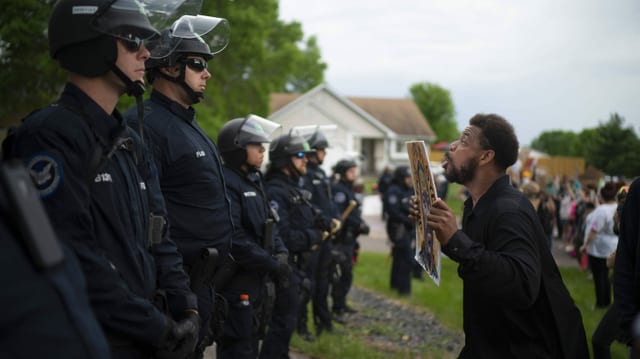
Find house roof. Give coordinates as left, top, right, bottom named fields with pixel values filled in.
left=270, top=93, right=301, bottom=114
left=347, top=97, right=434, bottom=139
left=270, top=91, right=435, bottom=140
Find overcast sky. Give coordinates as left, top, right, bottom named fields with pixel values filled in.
left=278, top=0, right=640, bottom=145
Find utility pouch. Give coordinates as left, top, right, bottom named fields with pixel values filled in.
left=212, top=254, right=238, bottom=289
left=188, top=247, right=219, bottom=292
left=147, top=213, right=166, bottom=246
left=263, top=218, right=274, bottom=250
left=0, top=160, right=64, bottom=270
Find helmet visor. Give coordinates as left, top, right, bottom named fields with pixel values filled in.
left=93, top=0, right=203, bottom=49
left=236, top=115, right=282, bottom=148
left=148, top=15, right=230, bottom=59
left=294, top=124, right=337, bottom=149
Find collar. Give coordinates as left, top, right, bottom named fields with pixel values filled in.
left=58, top=82, right=126, bottom=147
left=464, top=175, right=511, bottom=216
left=150, top=89, right=196, bottom=123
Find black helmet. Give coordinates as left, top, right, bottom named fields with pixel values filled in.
left=146, top=15, right=230, bottom=69
left=49, top=0, right=158, bottom=77
left=218, top=115, right=281, bottom=168
left=393, top=165, right=412, bottom=184
left=269, top=132, right=314, bottom=169
left=305, top=130, right=329, bottom=150
left=333, top=159, right=357, bottom=177
left=145, top=15, right=229, bottom=103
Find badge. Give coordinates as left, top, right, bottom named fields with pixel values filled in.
left=27, top=153, right=63, bottom=198
left=269, top=200, right=279, bottom=212
left=334, top=191, right=346, bottom=204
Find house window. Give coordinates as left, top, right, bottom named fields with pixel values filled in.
left=395, top=140, right=406, bottom=153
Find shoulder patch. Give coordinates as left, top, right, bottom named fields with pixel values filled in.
left=334, top=191, right=347, bottom=204
left=27, top=153, right=63, bottom=198
left=269, top=200, right=279, bottom=212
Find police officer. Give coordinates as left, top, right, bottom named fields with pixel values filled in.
left=0, top=161, right=109, bottom=358
left=301, top=127, right=341, bottom=335
left=383, top=165, right=415, bottom=296
left=216, top=115, right=291, bottom=358
left=3, top=0, right=200, bottom=357
left=331, top=159, right=369, bottom=317
left=123, top=15, right=233, bottom=355
left=260, top=132, right=324, bottom=358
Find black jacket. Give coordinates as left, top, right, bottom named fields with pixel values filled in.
left=124, top=90, right=234, bottom=264
left=443, top=175, right=588, bottom=359
left=6, top=83, right=195, bottom=346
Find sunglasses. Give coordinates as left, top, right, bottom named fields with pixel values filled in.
left=294, top=152, right=306, bottom=159
left=181, top=58, right=208, bottom=72
left=115, top=33, right=144, bottom=52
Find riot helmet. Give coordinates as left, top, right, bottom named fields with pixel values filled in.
left=393, top=165, right=412, bottom=185
left=268, top=131, right=314, bottom=170
left=218, top=115, right=281, bottom=170
left=333, top=159, right=358, bottom=182
left=49, top=0, right=201, bottom=97
left=146, top=15, right=230, bottom=103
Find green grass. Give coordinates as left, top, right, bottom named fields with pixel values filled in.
left=349, top=251, right=628, bottom=359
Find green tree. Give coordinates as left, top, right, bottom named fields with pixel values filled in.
left=1, top=0, right=327, bottom=137
left=195, top=0, right=326, bottom=135
left=584, top=113, right=640, bottom=178
left=530, top=130, right=582, bottom=156
left=0, top=0, right=64, bottom=126
left=409, top=82, right=458, bottom=142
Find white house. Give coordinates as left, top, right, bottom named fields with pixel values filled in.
left=268, top=83, right=435, bottom=176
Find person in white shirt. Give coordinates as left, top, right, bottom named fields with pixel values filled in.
left=581, top=181, right=620, bottom=308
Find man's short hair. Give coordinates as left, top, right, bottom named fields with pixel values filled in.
left=469, top=113, right=519, bottom=171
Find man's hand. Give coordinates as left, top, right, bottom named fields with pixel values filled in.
left=359, top=222, right=370, bottom=235
left=408, top=195, right=420, bottom=223
left=274, top=253, right=290, bottom=288
left=425, top=198, right=458, bottom=246
left=155, top=311, right=200, bottom=359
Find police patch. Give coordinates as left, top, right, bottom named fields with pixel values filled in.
left=388, top=195, right=398, bottom=205
left=27, top=153, right=63, bottom=198
left=269, top=200, right=279, bottom=212
left=334, top=191, right=346, bottom=204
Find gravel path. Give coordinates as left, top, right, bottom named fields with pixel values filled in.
left=343, top=286, right=463, bottom=357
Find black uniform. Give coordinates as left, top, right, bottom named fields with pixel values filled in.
left=5, top=83, right=196, bottom=356
left=260, top=171, right=323, bottom=358
left=0, top=162, right=109, bottom=359
left=332, top=179, right=366, bottom=312
left=124, top=90, right=234, bottom=343
left=383, top=180, right=415, bottom=295
left=219, top=166, right=288, bottom=358
left=301, top=162, right=338, bottom=333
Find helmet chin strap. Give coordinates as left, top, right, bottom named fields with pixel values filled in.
left=287, top=160, right=303, bottom=180
left=110, top=64, right=146, bottom=147
left=155, top=64, right=203, bottom=104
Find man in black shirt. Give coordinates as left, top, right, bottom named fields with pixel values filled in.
left=426, top=113, right=588, bottom=358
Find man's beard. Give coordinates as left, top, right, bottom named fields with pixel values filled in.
left=444, top=156, right=477, bottom=185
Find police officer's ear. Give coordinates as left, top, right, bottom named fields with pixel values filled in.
left=160, top=65, right=181, bottom=78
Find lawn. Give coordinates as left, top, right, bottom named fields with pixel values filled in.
left=353, top=251, right=628, bottom=359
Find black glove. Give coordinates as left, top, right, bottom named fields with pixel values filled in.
left=273, top=253, right=291, bottom=289
left=313, top=213, right=331, bottom=231
left=155, top=311, right=200, bottom=359
left=359, top=222, right=370, bottom=235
